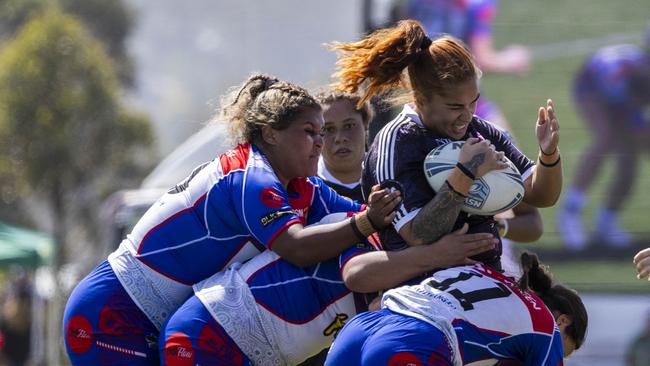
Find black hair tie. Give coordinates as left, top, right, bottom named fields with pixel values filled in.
left=421, top=36, right=432, bottom=51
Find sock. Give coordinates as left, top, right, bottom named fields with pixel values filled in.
left=563, top=187, right=586, bottom=213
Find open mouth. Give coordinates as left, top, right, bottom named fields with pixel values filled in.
left=452, top=123, right=468, bottom=136
left=334, top=148, right=351, bottom=157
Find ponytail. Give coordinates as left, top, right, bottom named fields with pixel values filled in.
left=329, top=19, right=431, bottom=107
left=518, top=252, right=588, bottom=350
left=329, top=19, right=479, bottom=111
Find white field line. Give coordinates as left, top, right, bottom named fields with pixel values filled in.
left=530, top=31, right=644, bottom=61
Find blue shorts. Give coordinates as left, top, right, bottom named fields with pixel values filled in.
left=324, top=308, right=454, bottom=366
left=63, top=260, right=159, bottom=365
left=160, top=295, right=252, bottom=366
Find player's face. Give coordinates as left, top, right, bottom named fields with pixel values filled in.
left=555, top=313, right=577, bottom=357
left=271, top=107, right=324, bottom=184
left=418, top=78, right=480, bottom=140
left=321, top=100, right=367, bottom=177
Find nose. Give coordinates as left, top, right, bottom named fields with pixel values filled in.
left=334, top=129, right=348, bottom=143
left=460, top=108, right=473, bottom=123
left=314, top=133, right=324, bottom=149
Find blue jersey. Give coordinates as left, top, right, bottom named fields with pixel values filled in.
left=361, top=104, right=535, bottom=269
left=575, top=44, right=649, bottom=128
left=187, top=214, right=377, bottom=365
left=108, top=143, right=359, bottom=328
left=406, top=0, right=496, bottom=44
left=382, top=264, right=563, bottom=365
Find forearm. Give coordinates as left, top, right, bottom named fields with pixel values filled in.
left=410, top=167, right=473, bottom=245
left=410, top=185, right=464, bottom=245
left=497, top=214, right=542, bottom=243
left=525, top=149, right=562, bottom=207
left=342, top=246, right=436, bottom=293
left=275, top=213, right=375, bottom=267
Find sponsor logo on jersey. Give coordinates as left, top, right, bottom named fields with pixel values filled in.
left=260, top=210, right=294, bottom=227
left=164, top=332, right=194, bottom=366
left=260, top=187, right=286, bottom=208
left=65, top=315, right=93, bottom=354
left=323, top=313, right=349, bottom=337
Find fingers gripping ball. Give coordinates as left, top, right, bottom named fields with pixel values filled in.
left=423, top=141, right=524, bottom=215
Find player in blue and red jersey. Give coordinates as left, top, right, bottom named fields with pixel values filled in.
left=62, top=74, right=401, bottom=365
left=558, top=33, right=650, bottom=250
left=325, top=252, right=588, bottom=365
left=329, top=20, right=562, bottom=277
left=159, top=211, right=497, bottom=366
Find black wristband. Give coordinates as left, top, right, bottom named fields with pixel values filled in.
left=539, top=155, right=561, bottom=167
left=445, top=179, right=468, bottom=198
left=455, top=162, right=476, bottom=180
left=539, top=146, right=557, bottom=156
left=349, top=215, right=367, bottom=241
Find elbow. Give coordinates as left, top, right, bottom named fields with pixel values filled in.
left=342, top=265, right=377, bottom=293
left=279, top=247, right=316, bottom=268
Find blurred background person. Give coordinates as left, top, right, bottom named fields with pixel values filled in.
left=557, top=28, right=650, bottom=251
left=396, top=0, right=530, bottom=127
left=625, top=308, right=650, bottom=366
left=0, top=267, right=32, bottom=366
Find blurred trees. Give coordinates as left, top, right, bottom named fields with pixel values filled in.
left=0, top=0, right=136, bottom=85
left=0, top=7, right=153, bottom=266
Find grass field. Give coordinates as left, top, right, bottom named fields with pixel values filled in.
left=478, top=0, right=650, bottom=292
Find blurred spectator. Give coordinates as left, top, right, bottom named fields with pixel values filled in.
left=557, top=30, right=650, bottom=251
left=400, top=0, right=530, bottom=75
left=0, top=268, right=33, bottom=366
left=625, top=308, right=650, bottom=366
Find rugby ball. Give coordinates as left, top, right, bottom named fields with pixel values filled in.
left=423, top=141, right=524, bottom=216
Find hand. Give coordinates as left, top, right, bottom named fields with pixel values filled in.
left=424, top=223, right=497, bottom=268
left=459, top=138, right=509, bottom=178
left=535, top=99, right=560, bottom=155
left=633, top=247, right=650, bottom=280
left=366, top=184, right=401, bottom=229
left=500, top=44, right=530, bottom=74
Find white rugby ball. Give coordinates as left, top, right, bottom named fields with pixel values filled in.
left=423, top=141, right=525, bottom=215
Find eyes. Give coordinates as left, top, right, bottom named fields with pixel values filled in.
left=321, top=121, right=357, bottom=135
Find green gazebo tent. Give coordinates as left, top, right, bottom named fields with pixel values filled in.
left=0, top=221, right=53, bottom=268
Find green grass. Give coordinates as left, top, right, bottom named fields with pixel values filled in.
left=544, top=260, right=650, bottom=294
left=480, top=0, right=650, bottom=249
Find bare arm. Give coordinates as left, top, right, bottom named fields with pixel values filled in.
left=342, top=225, right=497, bottom=293
left=402, top=139, right=507, bottom=245
left=273, top=186, right=400, bottom=267
left=471, top=35, right=530, bottom=74
left=495, top=202, right=543, bottom=243
left=523, top=100, right=563, bottom=207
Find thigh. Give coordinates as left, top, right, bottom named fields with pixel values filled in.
left=160, top=295, right=252, bottom=366
left=63, top=260, right=159, bottom=365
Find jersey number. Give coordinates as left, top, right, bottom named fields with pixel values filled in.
left=426, top=272, right=511, bottom=311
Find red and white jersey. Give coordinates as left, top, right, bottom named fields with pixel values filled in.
left=382, top=264, right=564, bottom=366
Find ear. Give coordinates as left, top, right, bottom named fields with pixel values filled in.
left=261, top=125, right=278, bottom=145
left=555, top=314, right=573, bottom=331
